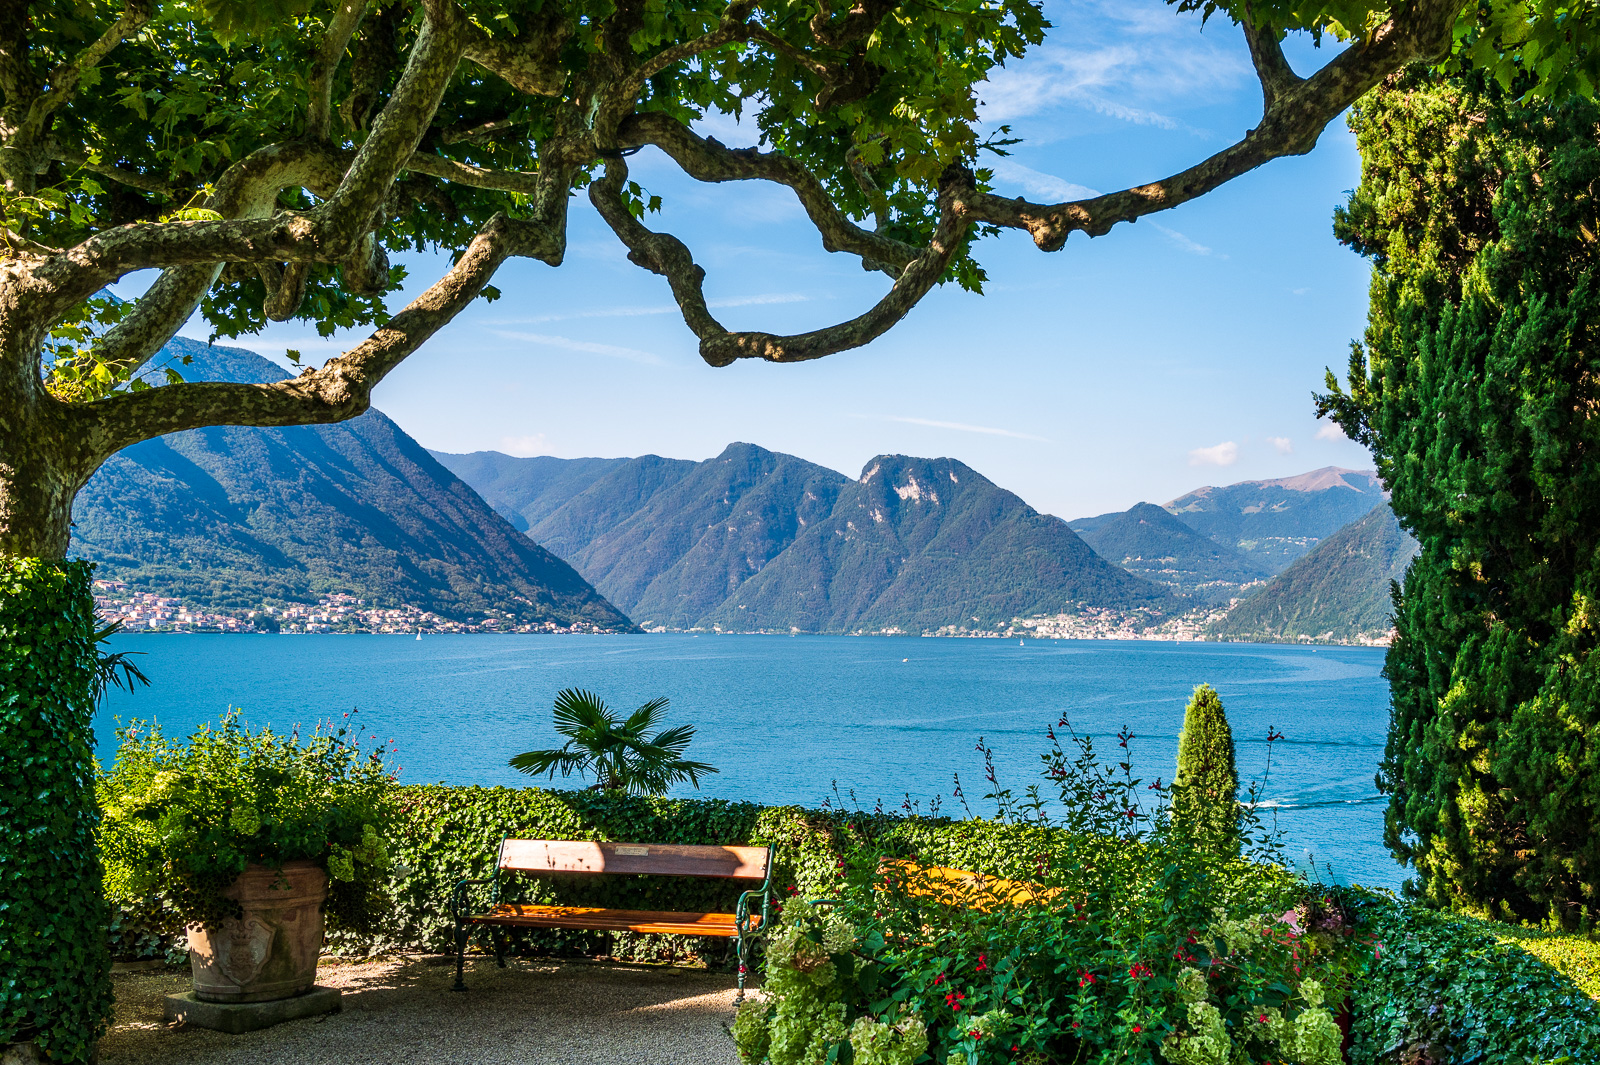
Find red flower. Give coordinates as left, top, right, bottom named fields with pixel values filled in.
left=976, top=953, right=988, bottom=972
left=1078, top=969, right=1096, bottom=987
left=1132, top=1025, right=1142, bottom=1034
left=1128, top=962, right=1153, bottom=980
left=1259, top=1014, right=1269, bottom=1024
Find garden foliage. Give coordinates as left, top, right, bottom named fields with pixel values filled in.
left=1323, top=70, right=1600, bottom=926
left=733, top=720, right=1364, bottom=1065
left=0, top=559, right=111, bottom=1063
left=1344, top=888, right=1600, bottom=1062
left=98, top=712, right=398, bottom=933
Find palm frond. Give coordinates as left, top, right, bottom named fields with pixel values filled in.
left=648, top=723, right=698, bottom=758
left=619, top=696, right=670, bottom=736
left=551, top=688, right=613, bottom=740
left=508, top=747, right=591, bottom=780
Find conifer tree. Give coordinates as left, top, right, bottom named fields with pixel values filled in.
left=1171, top=684, right=1240, bottom=853
left=1322, top=70, right=1600, bottom=926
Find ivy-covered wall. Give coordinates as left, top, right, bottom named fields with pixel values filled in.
left=1, top=559, right=112, bottom=1063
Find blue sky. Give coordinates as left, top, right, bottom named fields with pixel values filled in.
left=156, top=0, right=1378, bottom=520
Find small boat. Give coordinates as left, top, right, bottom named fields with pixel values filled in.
left=1019, top=638, right=1024, bottom=646
left=415, top=629, right=422, bottom=640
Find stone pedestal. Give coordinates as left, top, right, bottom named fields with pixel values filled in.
left=162, top=986, right=341, bottom=1034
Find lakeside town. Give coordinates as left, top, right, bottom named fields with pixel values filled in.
left=91, top=582, right=601, bottom=635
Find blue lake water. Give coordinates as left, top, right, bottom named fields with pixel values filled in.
left=97, top=634, right=1404, bottom=890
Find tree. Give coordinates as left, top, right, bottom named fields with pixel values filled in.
left=509, top=688, right=718, bottom=795
left=0, top=0, right=1590, bottom=1054
left=1321, top=70, right=1600, bottom=927
left=1171, top=683, right=1239, bottom=853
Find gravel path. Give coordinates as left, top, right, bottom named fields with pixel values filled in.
left=101, top=956, right=746, bottom=1065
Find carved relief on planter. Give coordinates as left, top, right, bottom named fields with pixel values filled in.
left=187, top=861, right=327, bottom=1003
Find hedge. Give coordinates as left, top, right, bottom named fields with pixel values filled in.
left=1, top=559, right=112, bottom=1063
left=1346, top=889, right=1600, bottom=1063
left=106, top=784, right=1600, bottom=1063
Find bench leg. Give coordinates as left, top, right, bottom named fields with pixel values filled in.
left=494, top=927, right=507, bottom=969
left=452, top=917, right=468, bottom=992
left=734, top=933, right=749, bottom=1006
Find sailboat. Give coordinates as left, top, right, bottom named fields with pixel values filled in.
left=415, top=628, right=422, bottom=640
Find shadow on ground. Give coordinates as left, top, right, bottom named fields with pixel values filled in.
left=102, top=956, right=745, bottom=1065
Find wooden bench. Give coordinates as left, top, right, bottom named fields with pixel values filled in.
left=449, top=839, right=774, bottom=1000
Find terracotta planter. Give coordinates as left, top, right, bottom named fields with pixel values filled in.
left=187, top=861, right=327, bottom=1003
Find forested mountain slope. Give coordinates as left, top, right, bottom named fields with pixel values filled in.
left=73, top=340, right=634, bottom=632
left=444, top=447, right=1169, bottom=633
left=1207, top=503, right=1419, bottom=643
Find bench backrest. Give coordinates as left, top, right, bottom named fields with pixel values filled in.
left=498, top=840, right=771, bottom=880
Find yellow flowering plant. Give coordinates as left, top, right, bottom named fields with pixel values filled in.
left=97, top=710, right=397, bottom=934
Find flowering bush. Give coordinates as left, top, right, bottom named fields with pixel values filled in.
left=98, top=711, right=397, bottom=934
left=736, top=719, right=1370, bottom=1065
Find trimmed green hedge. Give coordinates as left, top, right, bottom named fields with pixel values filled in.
left=1, top=559, right=112, bottom=1063
left=1346, top=889, right=1600, bottom=1062
left=327, top=785, right=1076, bottom=959
left=105, top=783, right=1600, bottom=1062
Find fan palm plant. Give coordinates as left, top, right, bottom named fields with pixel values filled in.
left=508, top=689, right=718, bottom=796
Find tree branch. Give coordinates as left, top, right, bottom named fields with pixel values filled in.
left=75, top=211, right=564, bottom=458
left=308, top=0, right=368, bottom=142
left=322, top=12, right=467, bottom=246
left=45, top=146, right=176, bottom=198
left=404, top=151, right=541, bottom=194
left=618, top=111, right=919, bottom=275
left=1240, top=6, right=1300, bottom=110
left=591, top=157, right=972, bottom=366
left=966, top=0, right=1463, bottom=251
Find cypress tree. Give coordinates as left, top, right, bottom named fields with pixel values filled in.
left=1171, top=684, right=1240, bottom=853
left=1322, top=69, right=1600, bottom=926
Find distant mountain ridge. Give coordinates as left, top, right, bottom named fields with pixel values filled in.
left=73, top=340, right=634, bottom=632
left=1163, top=467, right=1386, bottom=571
left=437, top=445, right=1168, bottom=633
left=1071, top=502, right=1271, bottom=602
left=1208, top=503, right=1419, bottom=643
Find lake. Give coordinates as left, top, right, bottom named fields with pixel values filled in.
left=96, top=634, right=1404, bottom=890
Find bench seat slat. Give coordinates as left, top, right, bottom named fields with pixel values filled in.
left=467, top=903, right=762, bottom=937
left=498, top=840, right=769, bottom=879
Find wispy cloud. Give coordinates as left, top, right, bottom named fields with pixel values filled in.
left=988, top=160, right=1099, bottom=202
left=493, top=331, right=662, bottom=365
left=1268, top=436, right=1293, bottom=455
left=490, top=292, right=809, bottom=326
left=978, top=2, right=1250, bottom=128
left=1189, top=440, right=1239, bottom=467
left=1150, top=222, right=1224, bottom=258
left=1316, top=420, right=1348, bottom=441
left=500, top=434, right=550, bottom=457
left=870, top=414, right=1051, bottom=443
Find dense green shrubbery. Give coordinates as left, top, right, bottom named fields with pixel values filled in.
left=99, top=712, right=398, bottom=933
left=0, top=559, right=112, bottom=1063
left=734, top=721, right=1362, bottom=1065
left=98, top=744, right=1600, bottom=1063
left=1346, top=889, right=1600, bottom=1062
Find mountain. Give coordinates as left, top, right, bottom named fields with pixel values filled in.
left=440, top=447, right=1169, bottom=633
left=1162, top=467, right=1387, bottom=572
left=522, top=443, right=849, bottom=629
left=1206, top=503, right=1419, bottom=643
left=703, top=455, right=1167, bottom=633
left=72, top=339, right=634, bottom=632
left=1071, top=502, right=1271, bottom=601
left=429, top=451, right=628, bottom=532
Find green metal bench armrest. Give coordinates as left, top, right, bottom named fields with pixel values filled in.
left=735, top=887, right=769, bottom=937
left=450, top=877, right=497, bottom=920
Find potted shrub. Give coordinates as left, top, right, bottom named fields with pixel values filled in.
left=98, top=712, right=396, bottom=1002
